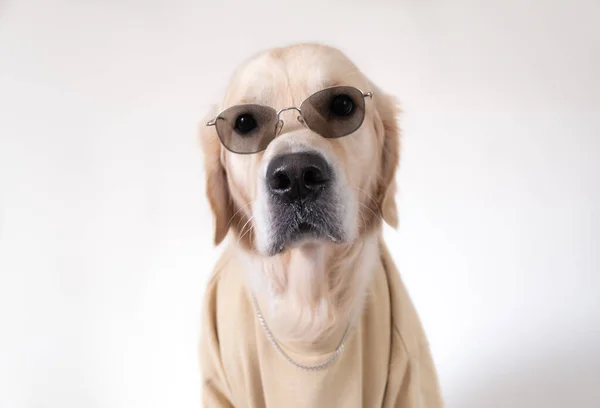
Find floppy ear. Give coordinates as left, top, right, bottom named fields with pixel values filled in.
left=199, top=106, right=233, bottom=245
left=371, top=84, right=401, bottom=229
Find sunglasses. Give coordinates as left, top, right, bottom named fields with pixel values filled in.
left=206, top=86, right=374, bottom=154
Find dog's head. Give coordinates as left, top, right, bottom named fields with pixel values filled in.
left=200, top=44, right=399, bottom=256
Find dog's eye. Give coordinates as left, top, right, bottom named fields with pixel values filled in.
left=330, top=94, right=355, bottom=117
left=234, top=113, right=257, bottom=134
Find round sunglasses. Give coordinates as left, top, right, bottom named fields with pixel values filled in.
left=206, top=86, right=374, bottom=154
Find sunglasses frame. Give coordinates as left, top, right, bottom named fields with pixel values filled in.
left=205, top=86, right=374, bottom=155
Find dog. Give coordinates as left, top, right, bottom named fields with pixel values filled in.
left=198, top=43, right=443, bottom=407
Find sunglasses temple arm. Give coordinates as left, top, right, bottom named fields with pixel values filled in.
left=206, top=118, right=217, bottom=126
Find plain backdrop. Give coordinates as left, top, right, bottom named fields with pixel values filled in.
left=1, top=0, right=599, bottom=407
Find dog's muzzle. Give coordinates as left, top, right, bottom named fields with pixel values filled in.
left=263, top=152, right=345, bottom=255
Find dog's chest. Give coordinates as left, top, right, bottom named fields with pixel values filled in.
left=218, top=264, right=392, bottom=408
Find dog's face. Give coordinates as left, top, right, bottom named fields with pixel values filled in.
left=201, top=44, right=399, bottom=256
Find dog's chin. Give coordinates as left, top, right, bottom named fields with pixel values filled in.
left=263, top=221, right=346, bottom=257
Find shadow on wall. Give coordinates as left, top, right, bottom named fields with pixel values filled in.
left=454, top=344, right=600, bottom=408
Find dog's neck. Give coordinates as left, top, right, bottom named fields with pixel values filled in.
left=240, top=233, right=380, bottom=350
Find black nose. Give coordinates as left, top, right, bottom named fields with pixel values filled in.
left=266, top=152, right=331, bottom=201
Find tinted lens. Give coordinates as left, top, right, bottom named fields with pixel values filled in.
left=299, top=86, right=366, bottom=139
left=214, top=104, right=278, bottom=153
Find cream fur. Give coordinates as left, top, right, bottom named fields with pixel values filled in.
left=199, top=43, right=400, bottom=345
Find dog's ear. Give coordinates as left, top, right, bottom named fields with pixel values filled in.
left=199, top=106, right=233, bottom=245
left=371, top=83, right=400, bottom=229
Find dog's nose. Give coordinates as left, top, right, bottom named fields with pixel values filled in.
left=266, top=152, right=331, bottom=201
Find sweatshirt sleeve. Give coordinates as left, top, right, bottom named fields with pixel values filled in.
left=384, top=330, right=444, bottom=408
left=200, top=276, right=235, bottom=408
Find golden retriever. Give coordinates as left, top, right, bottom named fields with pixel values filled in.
left=199, top=43, right=443, bottom=408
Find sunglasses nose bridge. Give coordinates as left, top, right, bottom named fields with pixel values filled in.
left=276, top=106, right=302, bottom=119
left=275, top=106, right=304, bottom=134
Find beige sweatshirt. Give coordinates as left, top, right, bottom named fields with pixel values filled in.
left=200, top=240, right=444, bottom=407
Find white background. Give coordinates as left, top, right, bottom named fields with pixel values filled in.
left=1, top=0, right=599, bottom=407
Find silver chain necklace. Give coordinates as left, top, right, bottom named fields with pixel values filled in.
left=251, top=294, right=353, bottom=371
